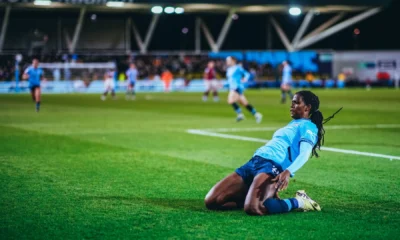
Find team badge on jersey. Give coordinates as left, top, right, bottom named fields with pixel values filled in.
left=306, top=130, right=317, bottom=143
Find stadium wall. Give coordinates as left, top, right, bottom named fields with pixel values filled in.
left=0, top=77, right=384, bottom=94
left=1, top=51, right=399, bottom=94
left=333, top=51, right=400, bottom=82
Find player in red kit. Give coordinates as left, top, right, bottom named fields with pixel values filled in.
left=202, top=61, right=219, bottom=102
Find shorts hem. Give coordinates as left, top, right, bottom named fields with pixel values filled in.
left=29, top=85, right=40, bottom=90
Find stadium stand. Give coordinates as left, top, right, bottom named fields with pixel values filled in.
left=0, top=0, right=397, bottom=92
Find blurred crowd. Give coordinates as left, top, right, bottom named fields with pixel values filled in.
left=0, top=57, right=14, bottom=81
left=0, top=54, right=328, bottom=82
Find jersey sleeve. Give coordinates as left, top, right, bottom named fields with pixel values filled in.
left=239, top=67, right=250, bottom=81
left=24, top=67, right=31, bottom=74
left=298, top=122, right=318, bottom=146
left=287, top=141, right=313, bottom=175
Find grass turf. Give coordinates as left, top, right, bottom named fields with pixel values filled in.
left=0, top=89, right=399, bottom=239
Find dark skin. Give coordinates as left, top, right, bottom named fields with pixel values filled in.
left=204, top=93, right=312, bottom=215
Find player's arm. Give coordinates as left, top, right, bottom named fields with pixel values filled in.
left=203, top=69, right=208, bottom=80
left=41, top=70, right=47, bottom=81
left=273, top=123, right=316, bottom=191
left=286, top=123, right=316, bottom=176
left=273, top=142, right=313, bottom=191
left=240, top=67, right=250, bottom=82
left=286, top=142, right=313, bottom=175
left=22, top=68, right=30, bottom=80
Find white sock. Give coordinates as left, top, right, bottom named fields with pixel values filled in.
left=296, top=197, right=305, bottom=209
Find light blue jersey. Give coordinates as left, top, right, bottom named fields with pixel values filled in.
left=226, top=65, right=250, bottom=91
left=282, top=65, right=292, bottom=84
left=253, top=119, right=318, bottom=175
left=126, top=68, right=138, bottom=84
left=24, top=66, right=43, bottom=87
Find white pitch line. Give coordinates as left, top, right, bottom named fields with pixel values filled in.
left=187, top=129, right=269, bottom=143
left=186, top=129, right=400, bottom=161
left=202, top=124, right=400, bottom=133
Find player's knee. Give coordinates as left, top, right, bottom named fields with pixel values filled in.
left=204, top=190, right=217, bottom=210
left=204, top=193, right=226, bottom=210
left=204, top=193, right=218, bottom=210
left=204, top=197, right=216, bottom=210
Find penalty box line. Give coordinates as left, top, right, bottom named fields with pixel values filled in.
left=201, top=124, right=400, bottom=133
left=186, top=129, right=400, bottom=161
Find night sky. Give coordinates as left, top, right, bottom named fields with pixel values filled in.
left=144, top=0, right=400, bottom=51
left=3, top=0, right=400, bottom=51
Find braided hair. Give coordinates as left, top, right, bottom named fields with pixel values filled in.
left=296, top=91, right=342, bottom=158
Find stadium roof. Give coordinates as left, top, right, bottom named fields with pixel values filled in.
left=0, top=0, right=392, bottom=54
left=133, top=0, right=388, bottom=4
left=0, top=0, right=392, bottom=13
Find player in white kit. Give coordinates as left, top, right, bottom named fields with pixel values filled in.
left=101, top=69, right=116, bottom=100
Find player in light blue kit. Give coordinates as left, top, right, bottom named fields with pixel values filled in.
left=205, top=90, right=342, bottom=215
left=281, top=61, right=294, bottom=104
left=126, top=63, right=138, bottom=100
left=23, top=58, right=44, bottom=112
left=226, top=56, right=262, bottom=123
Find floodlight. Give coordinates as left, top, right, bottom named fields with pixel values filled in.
left=289, top=7, right=302, bottom=16
left=106, top=1, right=125, bottom=7
left=175, top=7, right=184, bottom=14
left=164, top=6, right=175, bottom=14
left=33, top=0, right=52, bottom=6
left=151, top=6, right=163, bottom=14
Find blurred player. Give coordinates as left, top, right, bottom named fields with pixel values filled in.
left=202, top=61, right=219, bottom=102
left=161, top=69, right=173, bottom=93
left=226, top=56, right=262, bottom=123
left=101, top=69, right=116, bottom=101
left=281, top=61, right=293, bottom=104
left=126, top=63, right=138, bottom=100
left=205, top=90, right=343, bottom=215
left=23, top=58, right=44, bottom=112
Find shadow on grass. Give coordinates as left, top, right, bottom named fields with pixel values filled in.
left=82, top=196, right=217, bottom=212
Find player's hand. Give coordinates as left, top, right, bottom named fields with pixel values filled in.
left=272, top=170, right=291, bottom=192
left=274, top=190, right=281, bottom=199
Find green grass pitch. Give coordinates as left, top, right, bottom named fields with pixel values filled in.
left=1, top=89, right=399, bottom=239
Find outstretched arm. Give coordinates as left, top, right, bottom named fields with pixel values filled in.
left=273, top=142, right=313, bottom=191
left=287, top=142, right=313, bottom=174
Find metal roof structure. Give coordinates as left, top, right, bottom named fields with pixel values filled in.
left=0, top=0, right=393, bottom=54
left=0, top=0, right=391, bottom=13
